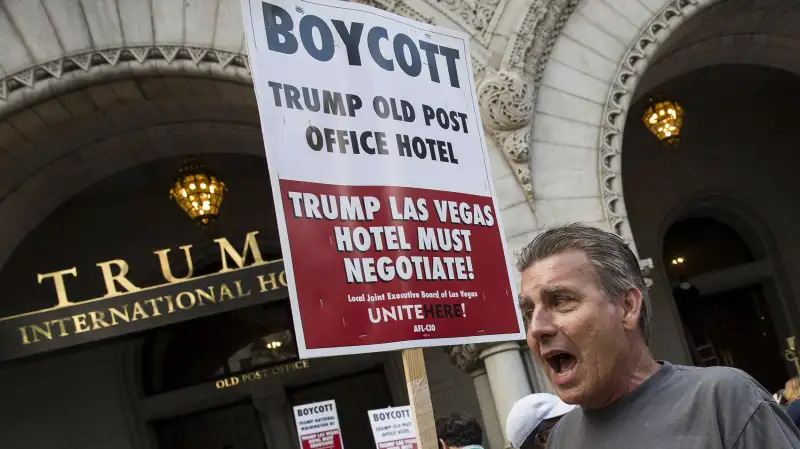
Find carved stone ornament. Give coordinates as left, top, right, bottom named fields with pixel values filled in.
left=478, top=70, right=533, bottom=132
left=447, top=343, right=487, bottom=372
left=0, top=46, right=253, bottom=118
left=473, top=0, right=579, bottom=205
left=428, top=0, right=506, bottom=45
left=0, top=0, right=494, bottom=117
left=640, top=258, right=655, bottom=288
left=360, top=0, right=433, bottom=24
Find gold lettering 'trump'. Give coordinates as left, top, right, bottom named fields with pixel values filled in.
left=34, top=230, right=267, bottom=312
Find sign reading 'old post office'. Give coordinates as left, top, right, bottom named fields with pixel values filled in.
left=0, top=231, right=289, bottom=363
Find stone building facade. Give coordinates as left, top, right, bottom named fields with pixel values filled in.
left=1, top=0, right=799, bottom=448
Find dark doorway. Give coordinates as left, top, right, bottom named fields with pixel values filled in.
left=677, top=283, right=787, bottom=392
left=153, top=401, right=267, bottom=449
left=664, top=216, right=789, bottom=392
left=287, top=365, right=394, bottom=449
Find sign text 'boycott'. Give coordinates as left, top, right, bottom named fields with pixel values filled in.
left=262, top=2, right=462, bottom=87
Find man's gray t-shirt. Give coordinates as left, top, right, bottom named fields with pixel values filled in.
left=546, top=361, right=800, bottom=448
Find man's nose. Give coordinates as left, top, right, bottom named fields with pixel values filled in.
left=528, top=308, right=558, bottom=342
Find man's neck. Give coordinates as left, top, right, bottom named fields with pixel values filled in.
left=587, top=343, right=660, bottom=409
left=626, top=352, right=660, bottom=392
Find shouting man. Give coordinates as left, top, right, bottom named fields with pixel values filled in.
left=517, top=223, right=800, bottom=448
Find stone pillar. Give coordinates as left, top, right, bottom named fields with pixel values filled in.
left=447, top=344, right=504, bottom=449
left=253, top=392, right=297, bottom=449
left=470, top=367, right=504, bottom=449
left=480, top=342, right=532, bottom=449
left=521, top=350, right=554, bottom=394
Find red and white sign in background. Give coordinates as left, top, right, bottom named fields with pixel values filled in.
left=241, top=0, right=525, bottom=358
left=369, top=406, right=418, bottom=449
left=293, top=400, right=344, bottom=449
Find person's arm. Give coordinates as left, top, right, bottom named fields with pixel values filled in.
left=732, top=400, right=800, bottom=448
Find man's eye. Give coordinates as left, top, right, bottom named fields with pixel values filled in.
left=554, top=296, right=570, bottom=307
left=519, top=304, right=533, bottom=325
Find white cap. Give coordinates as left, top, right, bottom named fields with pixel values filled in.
left=505, top=393, right=576, bottom=448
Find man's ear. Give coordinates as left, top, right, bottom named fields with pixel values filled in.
left=438, top=438, right=447, bottom=449
left=620, top=287, right=643, bottom=332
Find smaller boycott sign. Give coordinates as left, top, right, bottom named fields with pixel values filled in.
left=368, top=406, right=417, bottom=449
left=293, top=400, right=344, bottom=449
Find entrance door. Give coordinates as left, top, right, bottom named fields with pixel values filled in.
left=664, top=216, right=790, bottom=393
left=683, top=284, right=788, bottom=393
left=153, top=401, right=267, bottom=449
left=288, top=365, right=394, bottom=449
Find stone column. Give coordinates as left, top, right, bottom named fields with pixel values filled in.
left=522, top=350, right=553, bottom=394
left=470, top=367, right=504, bottom=449
left=447, top=344, right=504, bottom=449
left=480, top=342, right=533, bottom=449
left=253, top=392, right=297, bottom=449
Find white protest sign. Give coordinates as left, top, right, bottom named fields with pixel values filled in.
left=368, top=406, right=418, bottom=449
left=241, top=0, right=525, bottom=359
left=293, top=400, right=344, bottom=449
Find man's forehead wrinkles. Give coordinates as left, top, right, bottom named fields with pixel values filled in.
left=541, top=284, right=575, bottom=295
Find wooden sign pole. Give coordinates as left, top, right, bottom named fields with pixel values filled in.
left=402, top=348, right=438, bottom=449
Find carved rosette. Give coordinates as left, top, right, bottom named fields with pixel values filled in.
left=478, top=69, right=533, bottom=132
left=476, top=69, right=535, bottom=202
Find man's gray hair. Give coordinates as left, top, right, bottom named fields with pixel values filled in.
left=516, top=223, right=652, bottom=343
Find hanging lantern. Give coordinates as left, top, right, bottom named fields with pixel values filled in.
left=643, top=97, right=684, bottom=145
left=169, top=157, right=227, bottom=228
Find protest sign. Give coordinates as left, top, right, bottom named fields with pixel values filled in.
left=293, top=400, right=344, bottom=449
left=369, top=406, right=418, bottom=449
left=240, top=0, right=525, bottom=359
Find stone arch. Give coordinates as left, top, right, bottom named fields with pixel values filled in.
left=0, top=0, right=539, bottom=276
left=531, top=0, right=800, bottom=254
left=656, top=190, right=799, bottom=334
left=530, top=0, right=723, bottom=256
left=659, top=191, right=775, bottom=264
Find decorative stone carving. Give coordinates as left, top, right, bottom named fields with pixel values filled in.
left=360, top=0, right=433, bottom=24
left=521, top=0, right=579, bottom=83
left=597, top=0, right=713, bottom=241
left=640, top=258, right=655, bottom=288
left=0, top=46, right=249, bottom=106
left=447, top=343, right=487, bottom=372
left=429, top=0, right=506, bottom=44
left=472, top=0, right=579, bottom=206
left=478, top=70, right=533, bottom=132
left=476, top=70, right=534, bottom=203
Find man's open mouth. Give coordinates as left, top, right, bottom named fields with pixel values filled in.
left=544, top=351, right=577, bottom=375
